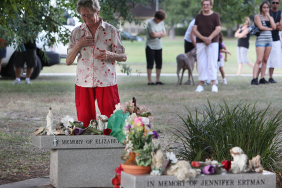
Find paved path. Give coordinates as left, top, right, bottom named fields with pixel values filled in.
left=40, top=73, right=282, bottom=77
left=0, top=177, right=111, bottom=188
left=0, top=177, right=52, bottom=188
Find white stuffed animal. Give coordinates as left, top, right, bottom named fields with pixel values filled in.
left=230, top=147, right=248, bottom=173
left=166, top=161, right=197, bottom=181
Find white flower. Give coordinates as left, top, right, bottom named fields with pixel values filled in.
left=61, top=115, right=74, bottom=128
left=166, top=152, right=178, bottom=164
left=128, top=113, right=137, bottom=123
left=142, top=117, right=150, bottom=125
left=113, top=103, right=122, bottom=113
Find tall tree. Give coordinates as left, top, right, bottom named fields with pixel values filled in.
left=0, top=0, right=151, bottom=48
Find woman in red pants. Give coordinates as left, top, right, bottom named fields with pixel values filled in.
left=66, top=0, right=127, bottom=127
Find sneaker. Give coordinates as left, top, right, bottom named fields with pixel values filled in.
left=12, top=80, right=21, bottom=85
left=25, top=80, right=32, bottom=85
left=195, top=85, right=204, bottom=92
left=156, top=82, right=165, bottom=85
left=259, top=78, right=269, bottom=84
left=251, top=78, right=259, bottom=85
left=204, top=81, right=210, bottom=85
left=269, top=78, right=277, bottom=83
left=222, top=79, right=227, bottom=85
left=211, top=85, right=218, bottom=92
left=216, top=80, right=218, bottom=85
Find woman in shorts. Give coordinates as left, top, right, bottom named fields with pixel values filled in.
left=234, top=17, right=254, bottom=76
left=251, top=1, right=276, bottom=85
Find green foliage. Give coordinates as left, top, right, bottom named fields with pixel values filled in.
left=135, top=142, right=154, bottom=166
left=0, top=0, right=151, bottom=48
left=173, top=101, right=282, bottom=174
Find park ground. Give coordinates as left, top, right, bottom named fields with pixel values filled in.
left=1, top=37, right=282, bottom=185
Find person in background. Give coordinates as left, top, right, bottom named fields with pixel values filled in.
left=184, top=19, right=196, bottom=53
left=251, top=1, right=276, bottom=85
left=217, top=33, right=231, bottom=84
left=145, top=10, right=166, bottom=85
left=12, top=40, right=37, bottom=85
left=66, top=0, right=127, bottom=127
left=234, top=17, right=254, bottom=75
left=0, top=38, right=6, bottom=74
left=193, top=0, right=221, bottom=92
left=265, top=0, right=282, bottom=83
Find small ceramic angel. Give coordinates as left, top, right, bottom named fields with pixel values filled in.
left=46, top=107, right=53, bottom=136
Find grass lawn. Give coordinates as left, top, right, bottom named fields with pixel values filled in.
left=1, top=74, right=282, bottom=184
left=42, top=36, right=282, bottom=75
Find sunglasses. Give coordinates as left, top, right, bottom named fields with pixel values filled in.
left=272, top=2, right=280, bottom=4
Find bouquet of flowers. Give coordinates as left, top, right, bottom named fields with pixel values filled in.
left=122, top=113, right=159, bottom=167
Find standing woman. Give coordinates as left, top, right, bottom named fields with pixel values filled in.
left=0, top=38, right=6, bottom=74
left=251, top=1, right=276, bottom=85
left=66, top=0, right=127, bottom=127
left=234, top=17, right=254, bottom=75
left=193, top=0, right=221, bottom=92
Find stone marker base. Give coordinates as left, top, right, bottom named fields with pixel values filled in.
left=121, top=170, right=276, bottom=188
left=50, top=148, right=123, bottom=188
left=32, top=135, right=124, bottom=188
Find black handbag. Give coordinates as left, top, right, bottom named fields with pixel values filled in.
left=248, top=25, right=260, bottom=37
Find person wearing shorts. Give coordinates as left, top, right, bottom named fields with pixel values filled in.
left=184, top=19, right=196, bottom=53
left=265, top=0, right=282, bottom=83
left=234, top=17, right=254, bottom=75
left=251, top=1, right=276, bottom=85
left=145, top=10, right=166, bottom=85
left=0, top=39, right=6, bottom=74
left=12, top=40, right=37, bottom=85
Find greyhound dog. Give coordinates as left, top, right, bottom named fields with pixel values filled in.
left=176, top=51, right=196, bottom=86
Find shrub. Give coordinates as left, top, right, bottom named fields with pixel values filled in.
left=172, top=101, right=282, bottom=181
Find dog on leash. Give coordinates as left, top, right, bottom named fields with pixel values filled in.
left=175, top=51, right=196, bottom=86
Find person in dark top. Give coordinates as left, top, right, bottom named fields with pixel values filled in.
left=265, top=0, right=282, bottom=83
left=0, top=39, right=6, bottom=74
left=234, top=17, right=254, bottom=76
left=12, top=40, right=37, bottom=85
left=193, top=0, right=221, bottom=93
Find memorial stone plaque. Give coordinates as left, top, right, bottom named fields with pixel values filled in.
left=121, top=170, right=276, bottom=188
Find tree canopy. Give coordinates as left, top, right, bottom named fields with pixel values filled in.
left=0, top=0, right=151, bottom=48
left=162, top=0, right=262, bottom=30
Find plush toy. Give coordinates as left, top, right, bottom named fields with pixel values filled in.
left=166, top=161, right=197, bottom=181
left=229, top=147, right=248, bottom=173
left=247, top=155, right=263, bottom=173
left=150, top=150, right=163, bottom=176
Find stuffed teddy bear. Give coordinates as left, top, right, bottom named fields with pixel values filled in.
left=166, top=161, right=197, bottom=181
left=229, top=147, right=248, bottom=173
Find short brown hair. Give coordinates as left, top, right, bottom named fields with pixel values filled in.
left=201, top=0, right=213, bottom=6
left=259, top=0, right=270, bottom=13
left=154, top=10, right=166, bottom=21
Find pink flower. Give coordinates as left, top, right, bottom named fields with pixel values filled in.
left=134, top=117, right=143, bottom=127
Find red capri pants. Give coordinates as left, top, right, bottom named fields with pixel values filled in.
left=75, top=84, right=120, bottom=127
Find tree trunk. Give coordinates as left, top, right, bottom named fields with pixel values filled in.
left=169, top=26, right=175, bottom=40
left=227, top=28, right=233, bottom=38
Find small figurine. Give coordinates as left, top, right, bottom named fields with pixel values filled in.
left=166, top=161, right=197, bottom=181
left=98, top=115, right=108, bottom=131
left=247, top=155, right=263, bottom=173
left=150, top=150, right=163, bottom=176
left=46, top=107, right=54, bottom=136
left=229, top=147, right=248, bottom=173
